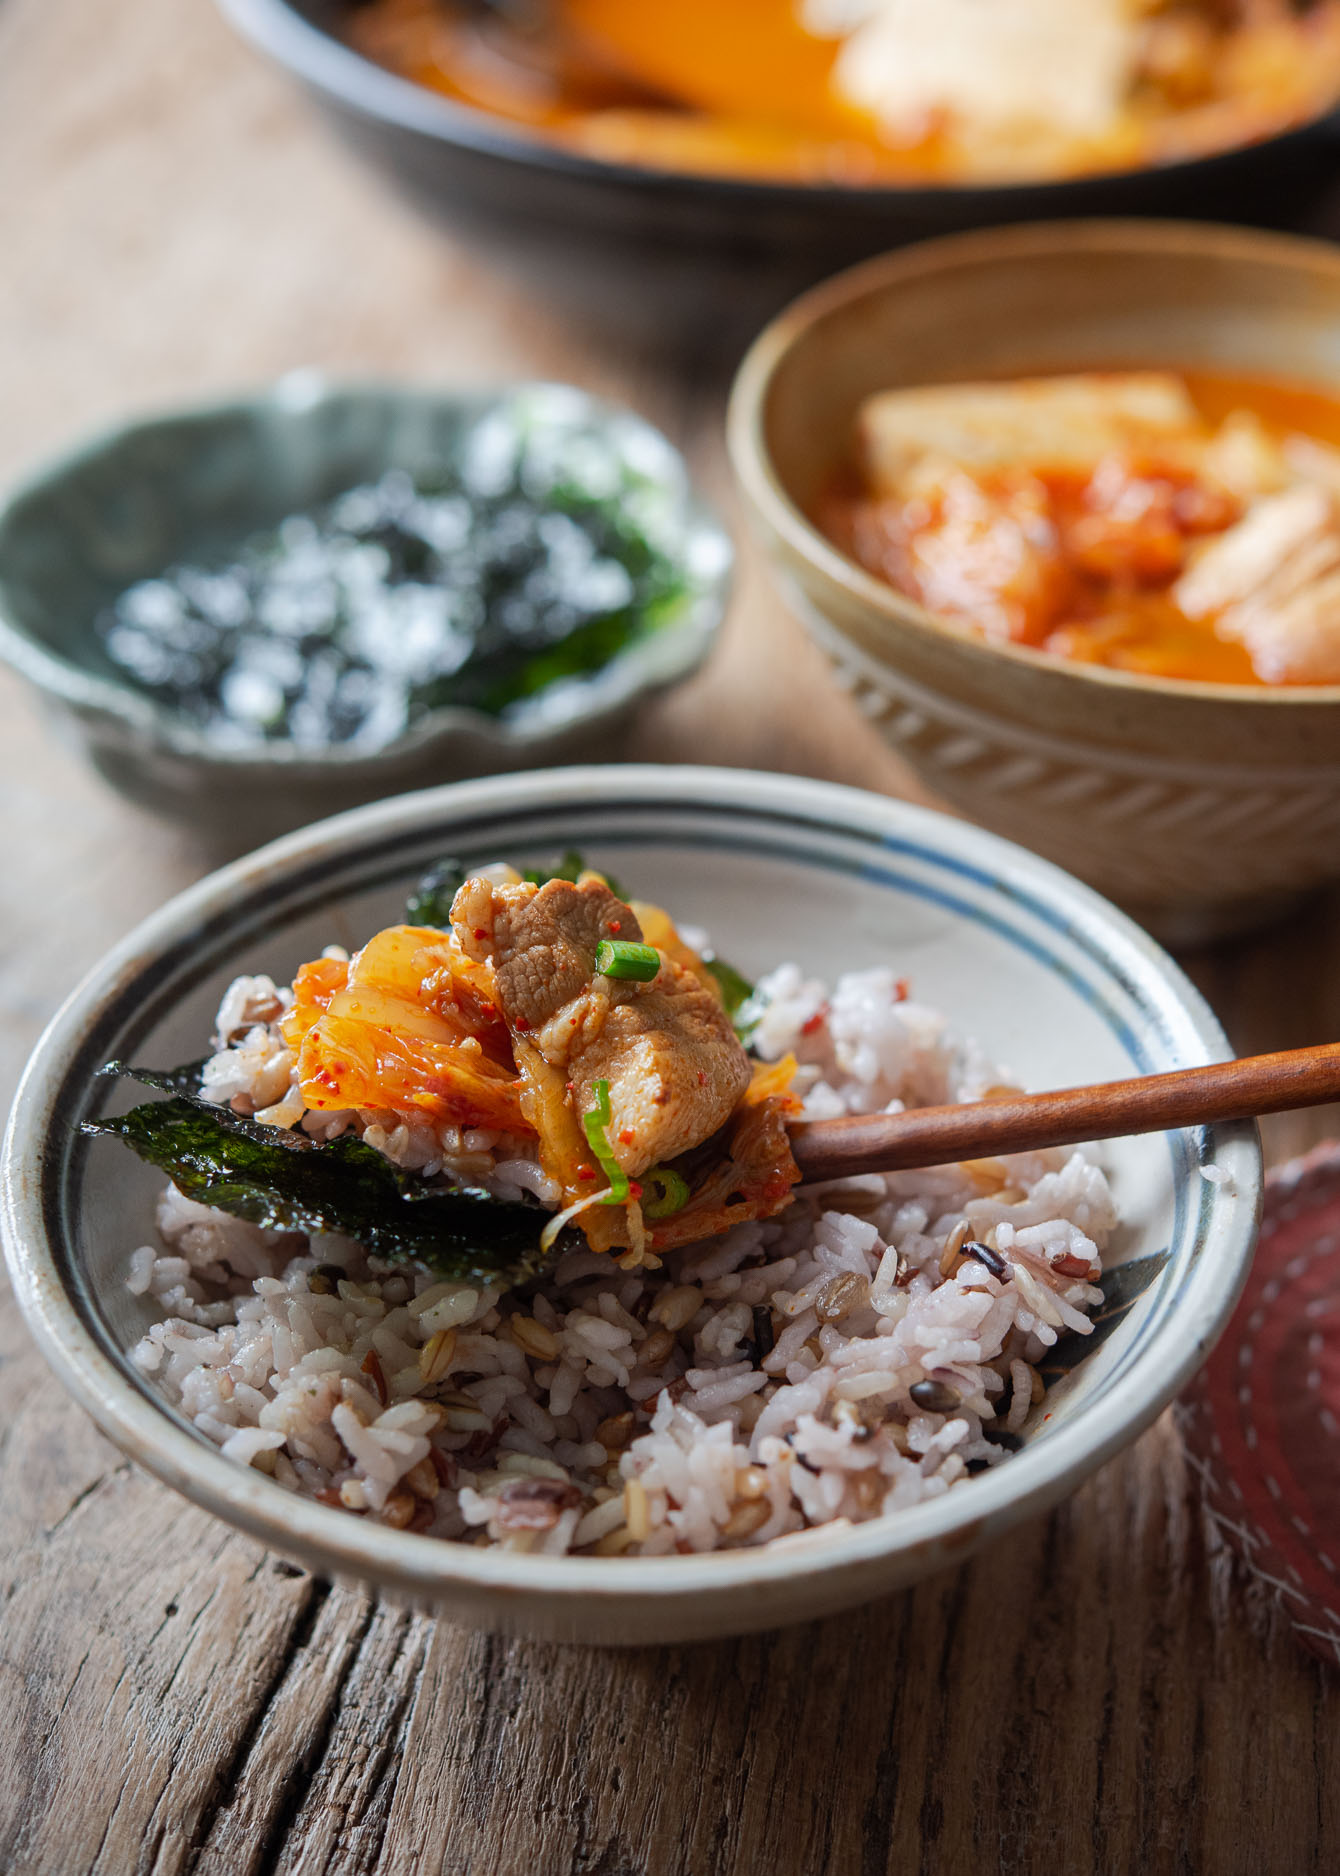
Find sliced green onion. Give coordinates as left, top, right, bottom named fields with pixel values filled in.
left=581, top=1078, right=629, bottom=1206
left=594, top=939, right=660, bottom=982
left=642, top=1166, right=690, bottom=1220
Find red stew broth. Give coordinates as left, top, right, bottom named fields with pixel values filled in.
left=816, top=370, right=1340, bottom=687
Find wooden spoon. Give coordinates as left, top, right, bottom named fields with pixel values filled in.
left=788, top=1042, right=1340, bottom=1184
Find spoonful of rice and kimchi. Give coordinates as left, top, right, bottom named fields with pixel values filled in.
left=88, top=856, right=1340, bottom=1288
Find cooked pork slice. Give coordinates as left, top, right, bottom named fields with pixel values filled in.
left=648, top=1082, right=801, bottom=1254
left=857, top=373, right=1201, bottom=500
left=1174, top=483, right=1340, bottom=682
left=1223, top=571, right=1340, bottom=684
left=451, top=876, right=751, bottom=1183
left=1174, top=484, right=1335, bottom=619
left=1281, top=433, right=1340, bottom=501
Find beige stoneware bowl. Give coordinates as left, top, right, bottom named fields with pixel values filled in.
left=728, top=220, right=1340, bottom=945
left=1, top=766, right=1258, bottom=1644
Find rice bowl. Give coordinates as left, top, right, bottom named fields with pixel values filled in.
left=0, top=767, right=1260, bottom=1642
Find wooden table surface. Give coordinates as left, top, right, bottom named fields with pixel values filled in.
left=3, top=4, right=1339, bottom=1871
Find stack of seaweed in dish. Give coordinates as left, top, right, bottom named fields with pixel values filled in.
left=95, top=856, right=1114, bottom=1555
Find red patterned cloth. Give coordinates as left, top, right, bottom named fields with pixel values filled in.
left=1178, top=1142, right=1340, bottom=1668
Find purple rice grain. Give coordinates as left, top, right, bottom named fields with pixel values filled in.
left=908, top=1379, right=961, bottom=1413
left=749, top=1304, right=776, bottom=1361
left=963, top=1240, right=1009, bottom=1279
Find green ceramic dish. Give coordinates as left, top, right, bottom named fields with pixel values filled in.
left=0, top=375, right=730, bottom=839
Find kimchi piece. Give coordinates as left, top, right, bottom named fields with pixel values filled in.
left=284, top=924, right=526, bottom=1134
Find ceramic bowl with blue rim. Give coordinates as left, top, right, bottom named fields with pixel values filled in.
left=0, top=377, right=730, bottom=843
left=0, top=767, right=1260, bottom=1644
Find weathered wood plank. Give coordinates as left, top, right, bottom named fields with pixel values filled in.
left=267, top=1602, right=434, bottom=1876
left=0, top=1401, right=313, bottom=1873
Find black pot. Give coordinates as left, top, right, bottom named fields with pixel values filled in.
left=217, top=0, right=1340, bottom=356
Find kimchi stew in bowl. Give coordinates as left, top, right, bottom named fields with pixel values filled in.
left=817, top=367, right=1340, bottom=686
left=350, top=0, right=1340, bottom=190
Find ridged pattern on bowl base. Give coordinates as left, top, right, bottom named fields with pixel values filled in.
left=806, top=609, right=1340, bottom=943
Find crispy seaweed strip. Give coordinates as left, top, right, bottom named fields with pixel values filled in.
left=701, top=956, right=762, bottom=1042
left=405, top=849, right=628, bottom=927
left=83, top=1089, right=555, bottom=1286
left=405, top=858, right=467, bottom=927
left=100, top=1057, right=209, bottom=1097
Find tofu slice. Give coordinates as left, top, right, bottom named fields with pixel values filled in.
left=857, top=373, right=1202, bottom=499
left=812, top=0, right=1136, bottom=143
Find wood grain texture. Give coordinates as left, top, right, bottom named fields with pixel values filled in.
left=1, top=2, right=1338, bottom=1873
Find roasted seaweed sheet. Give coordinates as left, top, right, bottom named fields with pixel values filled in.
left=85, top=1066, right=556, bottom=1286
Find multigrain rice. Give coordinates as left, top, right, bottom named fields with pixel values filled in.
left=126, top=959, right=1114, bottom=1554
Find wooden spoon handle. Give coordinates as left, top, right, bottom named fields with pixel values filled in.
left=788, top=1041, right=1340, bottom=1184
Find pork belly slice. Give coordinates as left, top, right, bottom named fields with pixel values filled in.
left=1175, top=482, right=1340, bottom=682
left=451, top=875, right=751, bottom=1186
